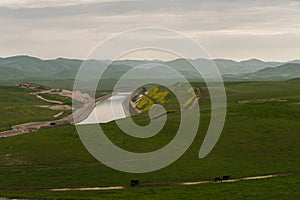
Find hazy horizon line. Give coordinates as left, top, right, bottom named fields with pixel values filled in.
left=1, top=54, right=299, bottom=63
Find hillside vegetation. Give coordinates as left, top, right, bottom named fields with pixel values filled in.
left=0, top=86, right=68, bottom=131
left=1, top=56, right=300, bottom=89
left=0, top=80, right=299, bottom=191
left=244, top=63, right=300, bottom=80
left=0, top=174, right=299, bottom=200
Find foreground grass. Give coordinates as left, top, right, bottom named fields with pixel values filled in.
left=0, top=174, right=299, bottom=200
left=0, top=80, right=299, bottom=199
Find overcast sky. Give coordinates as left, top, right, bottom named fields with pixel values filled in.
left=0, top=0, right=299, bottom=61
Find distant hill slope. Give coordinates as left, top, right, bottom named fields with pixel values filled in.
left=287, top=77, right=300, bottom=83
left=0, top=56, right=132, bottom=86
left=0, top=55, right=299, bottom=88
left=243, top=63, right=300, bottom=80
left=0, top=56, right=82, bottom=82
left=214, top=58, right=282, bottom=74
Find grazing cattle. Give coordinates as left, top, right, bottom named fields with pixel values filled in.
left=214, top=177, right=222, bottom=182
left=222, top=175, right=230, bottom=180
left=130, top=180, right=139, bottom=187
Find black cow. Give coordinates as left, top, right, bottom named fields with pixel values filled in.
left=130, top=180, right=139, bottom=187
left=214, top=177, right=222, bottom=182
left=222, top=175, right=230, bottom=180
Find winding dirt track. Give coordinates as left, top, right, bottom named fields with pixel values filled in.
left=0, top=173, right=295, bottom=192
left=0, top=92, right=112, bottom=138
left=35, top=95, right=63, bottom=105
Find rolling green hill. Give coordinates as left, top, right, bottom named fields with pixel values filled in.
left=0, top=56, right=132, bottom=88
left=1, top=56, right=299, bottom=89
left=0, top=86, right=70, bottom=131
left=243, top=63, right=300, bottom=80
left=0, top=81, right=299, bottom=189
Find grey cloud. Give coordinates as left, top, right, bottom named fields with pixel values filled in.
left=0, top=0, right=299, bottom=61
left=1, top=0, right=293, bottom=18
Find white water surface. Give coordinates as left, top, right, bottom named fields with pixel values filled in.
left=78, top=92, right=131, bottom=124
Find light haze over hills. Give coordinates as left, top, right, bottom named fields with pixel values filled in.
left=0, top=55, right=299, bottom=88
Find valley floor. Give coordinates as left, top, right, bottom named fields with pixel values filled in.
left=0, top=80, right=299, bottom=199
left=0, top=173, right=299, bottom=200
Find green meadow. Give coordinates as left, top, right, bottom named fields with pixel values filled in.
left=0, top=174, right=299, bottom=200
left=0, top=80, right=299, bottom=199
left=0, top=86, right=69, bottom=131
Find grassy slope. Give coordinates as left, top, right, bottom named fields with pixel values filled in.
left=0, top=86, right=62, bottom=131
left=38, top=93, right=72, bottom=105
left=0, top=174, right=299, bottom=200
left=0, top=81, right=299, bottom=198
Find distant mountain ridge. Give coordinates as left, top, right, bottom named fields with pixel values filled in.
left=0, top=55, right=299, bottom=88
left=243, top=63, right=300, bottom=80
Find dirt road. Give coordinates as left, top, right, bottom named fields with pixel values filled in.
left=0, top=173, right=295, bottom=192
left=0, top=91, right=112, bottom=138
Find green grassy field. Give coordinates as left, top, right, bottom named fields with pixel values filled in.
left=0, top=80, right=299, bottom=199
left=0, top=86, right=67, bottom=131
left=38, top=93, right=73, bottom=105
left=0, top=174, right=299, bottom=200
left=38, top=92, right=83, bottom=110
